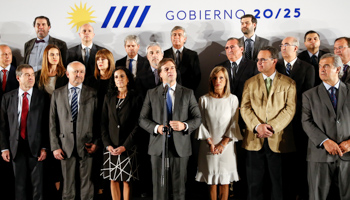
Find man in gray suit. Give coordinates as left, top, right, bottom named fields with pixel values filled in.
left=24, top=16, right=67, bottom=71
left=334, top=37, right=350, bottom=84
left=139, top=58, right=201, bottom=200
left=239, top=14, right=269, bottom=61
left=50, top=61, right=98, bottom=200
left=302, top=53, right=350, bottom=200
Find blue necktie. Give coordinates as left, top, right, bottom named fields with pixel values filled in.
left=71, top=87, right=78, bottom=122
left=129, top=58, right=134, bottom=73
left=330, top=87, right=337, bottom=111
left=286, top=63, right=291, bottom=76
left=166, top=88, right=172, bottom=137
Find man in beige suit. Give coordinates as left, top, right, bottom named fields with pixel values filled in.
left=241, top=46, right=297, bottom=200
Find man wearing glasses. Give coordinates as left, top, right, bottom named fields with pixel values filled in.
left=334, top=37, right=350, bottom=84
left=241, top=46, right=296, bottom=200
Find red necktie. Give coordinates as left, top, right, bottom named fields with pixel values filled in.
left=2, top=69, right=7, bottom=91
left=20, top=92, right=29, bottom=139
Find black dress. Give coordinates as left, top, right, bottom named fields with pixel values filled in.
left=100, top=90, right=143, bottom=181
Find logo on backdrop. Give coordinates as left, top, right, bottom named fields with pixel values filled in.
left=101, top=6, right=151, bottom=28
left=67, top=2, right=97, bottom=32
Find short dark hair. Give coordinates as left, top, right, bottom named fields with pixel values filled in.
left=16, top=64, right=33, bottom=77
left=304, top=30, right=320, bottom=42
left=334, top=37, right=350, bottom=46
left=157, top=58, right=176, bottom=82
left=259, top=46, right=278, bottom=59
left=108, top=66, right=135, bottom=97
left=240, top=14, right=257, bottom=31
left=227, top=37, right=244, bottom=48
left=33, top=16, right=51, bottom=27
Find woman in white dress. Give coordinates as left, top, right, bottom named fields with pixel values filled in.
left=195, top=66, right=243, bottom=200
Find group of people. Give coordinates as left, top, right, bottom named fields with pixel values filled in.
left=0, top=13, right=350, bottom=200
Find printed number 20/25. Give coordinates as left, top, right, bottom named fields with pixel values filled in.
left=254, top=8, right=300, bottom=19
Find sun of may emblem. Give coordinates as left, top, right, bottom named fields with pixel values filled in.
left=67, top=2, right=97, bottom=32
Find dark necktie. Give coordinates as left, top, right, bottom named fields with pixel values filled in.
left=231, top=62, right=237, bottom=79
left=129, top=58, right=134, bottom=73
left=20, top=92, right=29, bottom=140
left=2, top=69, right=7, bottom=91
left=311, top=55, right=318, bottom=68
left=329, top=87, right=337, bottom=111
left=286, top=63, right=291, bottom=76
left=35, top=39, right=45, bottom=43
left=84, top=47, right=90, bottom=64
left=154, top=69, right=159, bottom=85
left=266, top=77, right=271, bottom=95
left=342, top=64, right=349, bottom=82
left=245, top=39, right=252, bottom=60
left=71, top=87, right=78, bottom=122
left=166, top=88, right=173, bottom=137
left=175, top=50, right=181, bottom=67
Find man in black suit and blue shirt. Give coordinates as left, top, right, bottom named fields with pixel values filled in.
left=302, top=53, right=350, bottom=200
left=298, top=30, right=327, bottom=86
left=139, top=58, right=201, bottom=200
left=239, top=14, right=269, bottom=61
left=115, top=35, right=147, bottom=79
left=24, top=16, right=67, bottom=71
left=67, top=23, right=104, bottom=79
left=1, top=64, right=48, bottom=200
left=163, top=26, right=201, bottom=92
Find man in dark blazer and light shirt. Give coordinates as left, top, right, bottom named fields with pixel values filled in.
left=302, top=53, right=350, bottom=200
left=1, top=64, right=48, bottom=200
left=139, top=58, right=201, bottom=200
left=49, top=61, right=98, bottom=200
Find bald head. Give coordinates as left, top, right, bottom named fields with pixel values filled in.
left=281, top=36, right=299, bottom=62
left=66, top=61, right=85, bottom=86
left=79, top=24, right=95, bottom=46
left=0, top=45, right=12, bottom=68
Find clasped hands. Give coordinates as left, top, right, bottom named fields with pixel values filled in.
left=256, top=124, right=274, bottom=138
left=157, top=121, right=186, bottom=135
left=207, top=138, right=227, bottom=155
left=107, top=145, right=126, bottom=156
left=323, top=139, right=350, bottom=156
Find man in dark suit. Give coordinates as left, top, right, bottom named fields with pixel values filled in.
left=0, top=45, right=18, bottom=102
left=277, top=36, right=315, bottom=199
left=139, top=58, right=201, bottom=200
left=239, top=14, right=269, bottom=61
left=302, top=53, right=350, bottom=200
left=1, top=64, right=48, bottom=200
left=163, top=26, right=201, bottom=92
left=298, top=30, right=327, bottom=85
left=334, top=37, right=350, bottom=84
left=115, top=35, right=146, bottom=78
left=24, top=16, right=67, bottom=71
left=67, top=23, right=104, bottom=79
left=50, top=61, right=98, bottom=200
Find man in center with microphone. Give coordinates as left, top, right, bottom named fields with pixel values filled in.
left=139, top=57, right=201, bottom=200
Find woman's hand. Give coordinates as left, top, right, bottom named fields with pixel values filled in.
left=214, top=143, right=225, bottom=154
left=114, top=146, right=126, bottom=155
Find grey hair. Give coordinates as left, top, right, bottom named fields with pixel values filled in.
left=146, top=42, right=164, bottom=54
left=171, top=26, right=187, bottom=38
left=291, top=37, right=300, bottom=47
left=67, top=61, right=85, bottom=73
left=124, top=35, right=140, bottom=46
left=226, top=37, right=244, bottom=48
left=16, top=64, right=33, bottom=77
left=320, top=53, right=344, bottom=77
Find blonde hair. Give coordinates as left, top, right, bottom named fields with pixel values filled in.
left=208, top=66, right=231, bottom=98
left=94, top=49, right=115, bottom=79
left=39, top=44, right=66, bottom=87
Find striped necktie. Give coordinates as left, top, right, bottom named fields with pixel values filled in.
left=71, top=87, right=78, bottom=122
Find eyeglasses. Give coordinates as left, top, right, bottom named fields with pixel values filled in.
left=279, top=44, right=296, bottom=48
left=334, top=46, right=348, bottom=51
left=256, top=58, right=273, bottom=63
left=225, top=45, right=238, bottom=50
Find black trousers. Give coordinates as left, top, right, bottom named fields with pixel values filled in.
left=246, top=139, right=283, bottom=200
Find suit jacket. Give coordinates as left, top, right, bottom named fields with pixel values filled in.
left=24, top=36, right=68, bottom=66
left=163, top=47, right=201, bottom=91
left=34, top=70, right=68, bottom=92
left=49, top=84, right=98, bottom=158
left=135, top=61, right=182, bottom=97
left=67, top=44, right=104, bottom=78
left=139, top=84, right=201, bottom=157
left=240, top=72, right=297, bottom=153
left=0, top=88, right=49, bottom=159
left=216, top=57, right=259, bottom=102
left=115, top=54, right=147, bottom=78
left=101, top=91, right=143, bottom=150
left=298, top=49, right=327, bottom=86
left=0, top=64, right=19, bottom=103
left=302, top=82, right=350, bottom=162
left=239, top=35, right=270, bottom=61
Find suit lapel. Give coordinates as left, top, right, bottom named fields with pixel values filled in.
left=337, top=82, right=347, bottom=116
left=258, top=73, right=268, bottom=100
left=11, top=89, right=19, bottom=130
left=77, top=45, right=83, bottom=61
left=157, top=85, right=165, bottom=120
left=110, top=95, right=119, bottom=124
left=318, top=84, right=336, bottom=117
left=62, top=85, right=71, bottom=119
left=268, top=72, right=280, bottom=98
left=173, top=84, right=182, bottom=120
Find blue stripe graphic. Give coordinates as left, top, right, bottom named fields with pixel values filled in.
left=136, top=6, right=151, bottom=28
left=113, top=6, right=127, bottom=28
left=101, top=6, right=116, bottom=28
left=124, top=6, right=139, bottom=28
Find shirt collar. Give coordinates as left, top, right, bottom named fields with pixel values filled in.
left=323, top=80, right=340, bottom=90
left=127, top=54, right=138, bottom=61
left=307, top=50, right=319, bottom=58
left=37, top=35, right=49, bottom=43
left=82, top=43, right=93, bottom=49
left=244, top=34, right=256, bottom=42
left=345, top=60, right=350, bottom=66
left=262, top=70, right=276, bottom=81
left=18, top=87, right=33, bottom=97
left=68, top=83, right=83, bottom=90
left=231, top=56, right=243, bottom=66
left=150, top=66, right=157, bottom=72
left=283, top=57, right=298, bottom=67
left=172, top=46, right=184, bottom=53
left=163, top=82, right=177, bottom=91
left=0, top=64, right=11, bottom=71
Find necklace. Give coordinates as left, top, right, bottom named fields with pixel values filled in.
left=116, top=98, right=125, bottom=109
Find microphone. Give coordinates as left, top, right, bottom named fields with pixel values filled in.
left=163, top=83, right=170, bottom=95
